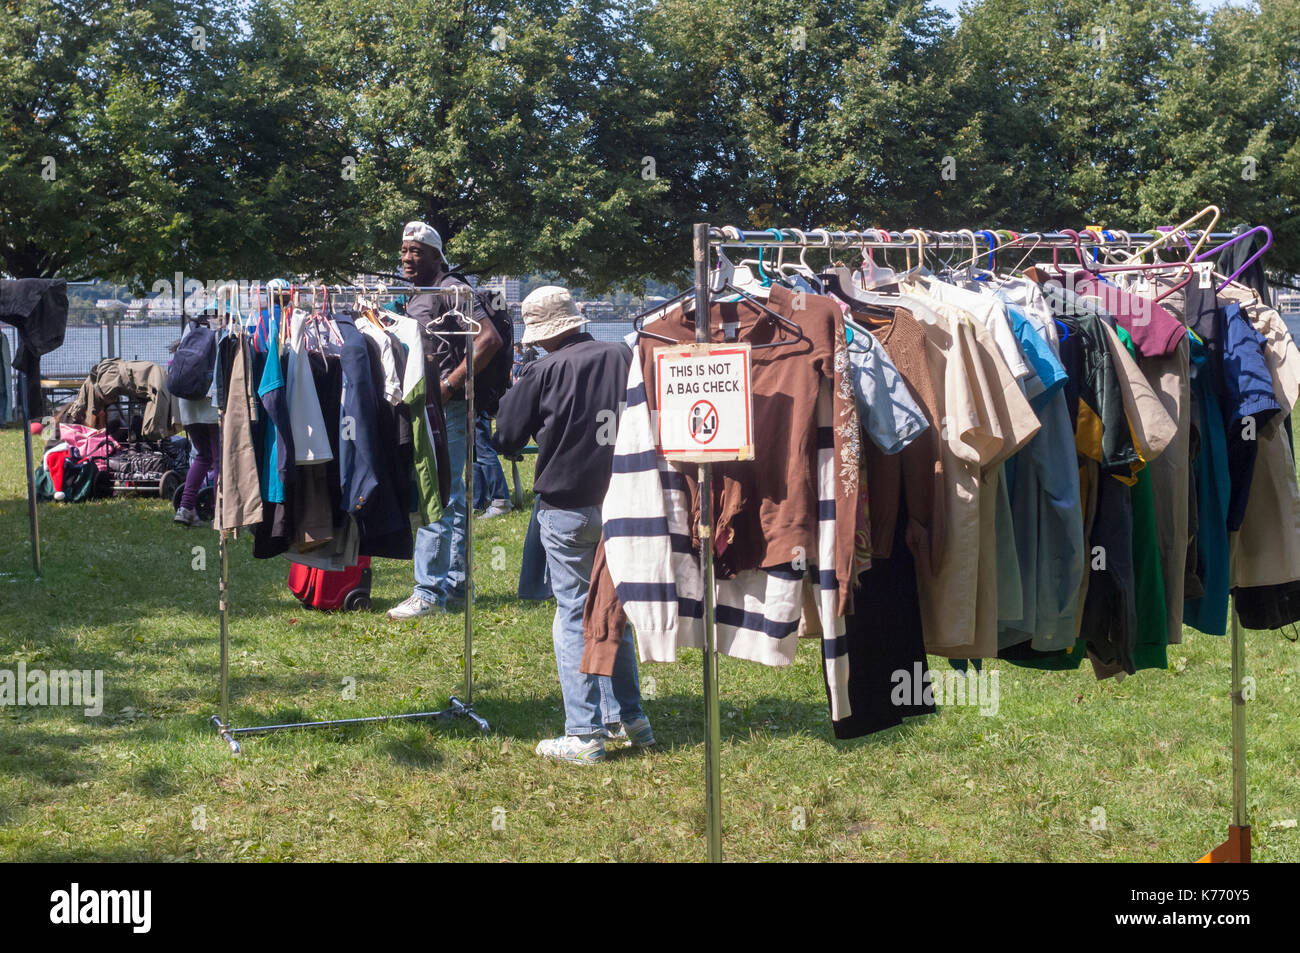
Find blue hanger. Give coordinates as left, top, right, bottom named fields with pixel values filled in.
left=972, top=229, right=997, bottom=280
left=758, top=228, right=783, bottom=287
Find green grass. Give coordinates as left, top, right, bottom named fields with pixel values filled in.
left=1, top=417, right=1297, bottom=862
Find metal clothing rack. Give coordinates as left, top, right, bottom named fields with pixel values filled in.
left=683, top=222, right=1256, bottom=861
left=210, top=282, right=490, bottom=755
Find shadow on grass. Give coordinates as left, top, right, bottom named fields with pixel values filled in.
left=459, top=693, right=930, bottom=749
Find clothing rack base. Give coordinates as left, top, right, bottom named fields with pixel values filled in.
left=210, top=697, right=488, bottom=756
left=1198, top=826, right=1251, bottom=864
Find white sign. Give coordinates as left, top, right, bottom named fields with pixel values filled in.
left=654, top=343, right=754, bottom=462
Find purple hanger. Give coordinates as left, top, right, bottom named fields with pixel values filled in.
left=1193, top=225, right=1272, bottom=293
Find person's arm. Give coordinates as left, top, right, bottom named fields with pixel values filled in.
left=491, top=363, right=540, bottom=458
left=440, top=300, right=502, bottom=402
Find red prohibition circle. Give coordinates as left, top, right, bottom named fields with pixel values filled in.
left=688, top=399, right=718, bottom=444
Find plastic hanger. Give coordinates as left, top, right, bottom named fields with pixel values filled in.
left=1060, top=228, right=1196, bottom=305
left=841, top=315, right=876, bottom=354
left=816, top=231, right=894, bottom=312
left=1193, top=225, right=1272, bottom=293
left=859, top=228, right=897, bottom=290
left=778, top=228, right=823, bottom=292
left=1120, top=205, right=1221, bottom=266
left=632, top=289, right=695, bottom=343
left=898, top=229, right=928, bottom=282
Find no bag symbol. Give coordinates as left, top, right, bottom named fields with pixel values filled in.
left=689, top=400, right=718, bottom=443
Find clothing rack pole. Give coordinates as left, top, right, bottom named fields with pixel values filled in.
left=1230, top=602, right=1250, bottom=854
left=694, top=222, right=724, bottom=862
left=1199, top=599, right=1251, bottom=862
left=212, top=399, right=239, bottom=752
left=210, top=283, right=488, bottom=755
left=18, top=370, right=42, bottom=578
left=690, top=223, right=1257, bottom=863
left=459, top=306, right=476, bottom=711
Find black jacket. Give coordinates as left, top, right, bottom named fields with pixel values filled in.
left=492, top=333, right=631, bottom=509
left=0, top=278, right=68, bottom=414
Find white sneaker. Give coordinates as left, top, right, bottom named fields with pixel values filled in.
left=386, top=594, right=443, bottom=620
left=173, top=506, right=201, bottom=527
left=480, top=499, right=513, bottom=519
left=535, top=734, right=605, bottom=764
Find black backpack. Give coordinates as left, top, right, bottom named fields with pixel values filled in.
left=167, top=323, right=217, bottom=400
left=445, top=271, right=514, bottom=415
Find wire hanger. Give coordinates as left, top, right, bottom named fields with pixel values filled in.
left=633, top=242, right=806, bottom=350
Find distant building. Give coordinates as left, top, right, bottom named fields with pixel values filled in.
left=482, top=276, right=521, bottom=303
left=579, top=300, right=617, bottom=322
left=482, top=276, right=522, bottom=321
left=1278, top=290, right=1300, bottom=318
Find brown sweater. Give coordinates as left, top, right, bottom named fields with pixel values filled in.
left=857, top=306, right=945, bottom=576
left=580, top=285, right=859, bottom=676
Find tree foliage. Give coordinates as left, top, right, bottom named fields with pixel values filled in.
left=2, top=0, right=1297, bottom=286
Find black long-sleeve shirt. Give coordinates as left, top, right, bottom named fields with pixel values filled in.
left=492, top=332, right=631, bottom=508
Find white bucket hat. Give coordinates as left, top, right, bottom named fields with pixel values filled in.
left=401, top=221, right=443, bottom=252
left=520, top=285, right=586, bottom=346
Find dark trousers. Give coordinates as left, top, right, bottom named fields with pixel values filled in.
left=182, top=422, right=219, bottom=510
left=473, top=410, right=510, bottom=508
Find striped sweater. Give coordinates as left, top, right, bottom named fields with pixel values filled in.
left=581, top=351, right=854, bottom=722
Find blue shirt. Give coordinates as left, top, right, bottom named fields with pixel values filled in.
left=846, top=328, right=929, bottom=454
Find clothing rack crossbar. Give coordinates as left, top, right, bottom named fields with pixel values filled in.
left=706, top=228, right=1243, bottom=251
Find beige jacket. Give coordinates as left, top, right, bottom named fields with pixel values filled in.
left=68, top=358, right=179, bottom=439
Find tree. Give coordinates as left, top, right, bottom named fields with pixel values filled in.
left=1140, top=0, right=1300, bottom=273
left=0, top=0, right=213, bottom=281
left=280, top=0, right=672, bottom=290
left=635, top=0, right=956, bottom=234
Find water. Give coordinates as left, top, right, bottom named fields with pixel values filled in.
left=7, top=312, right=1298, bottom=411
left=0, top=319, right=638, bottom=390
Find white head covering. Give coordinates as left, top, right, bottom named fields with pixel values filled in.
left=402, top=221, right=443, bottom=253
left=520, top=285, right=586, bottom=346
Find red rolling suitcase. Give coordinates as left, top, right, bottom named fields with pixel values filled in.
left=287, top=557, right=372, bottom=611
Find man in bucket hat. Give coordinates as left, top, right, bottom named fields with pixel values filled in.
left=493, top=285, right=653, bottom=763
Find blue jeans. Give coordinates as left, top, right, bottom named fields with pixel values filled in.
left=537, top=504, right=644, bottom=736
left=413, top=400, right=467, bottom=605
left=472, top=410, right=510, bottom=509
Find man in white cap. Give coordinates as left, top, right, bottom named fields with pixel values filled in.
left=493, top=285, right=653, bottom=763
left=388, top=221, right=504, bottom=619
